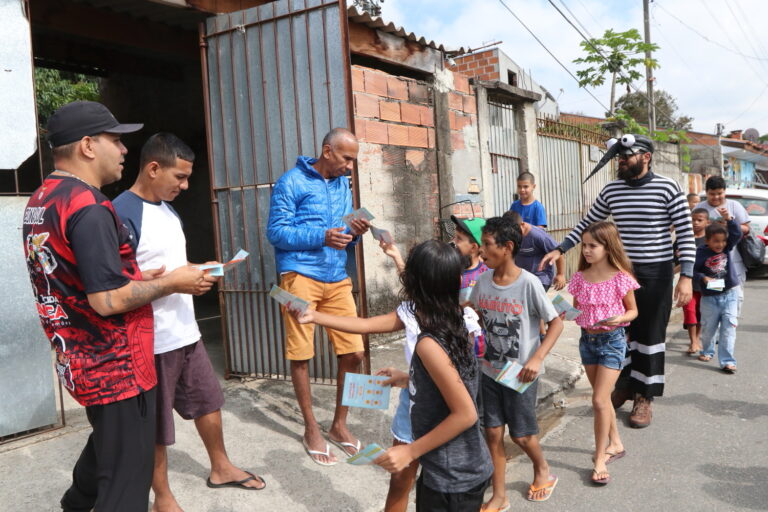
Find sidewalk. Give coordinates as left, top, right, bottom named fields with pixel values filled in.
left=0, top=290, right=593, bottom=512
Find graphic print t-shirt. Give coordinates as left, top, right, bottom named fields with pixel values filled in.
left=22, top=175, right=156, bottom=407
left=470, top=269, right=557, bottom=368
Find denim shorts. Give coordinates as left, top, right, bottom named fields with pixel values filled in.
left=391, top=387, right=413, bottom=443
left=579, top=327, right=627, bottom=370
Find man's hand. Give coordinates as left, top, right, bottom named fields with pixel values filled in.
left=142, top=266, right=166, bottom=281
left=538, top=249, right=561, bottom=272
left=349, top=218, right=371, bottom=236
left=166, top=265, right=214, bottom=296
left=552, top=273, right=566, bottom=291
left=325, top=227, right=354, bottom=249
left=674, top=276, right=692, bottom=307
left=199, top=261, right=223, bottom=283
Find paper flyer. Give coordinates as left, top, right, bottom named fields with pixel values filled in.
left=706, top=278, right=725, bottom=291
left=459, top=286, right=473, bottom=304
left=196, top=248, right=249, bottom=277
left=268, top=284, right=310, bottom=314
left=341, top=373, right=390, bottom=409
left=343, top=207, right=375, bottom=230
left=552, top=294, right=581, bottom=321
left=346, top=443, right=385, bottom=465
left=370, top=226, right=394, bottom=244
left=495, top=360, right=535, bottom=393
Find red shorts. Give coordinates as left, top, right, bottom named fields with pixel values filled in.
left=682, top=291, right=701, bottom=327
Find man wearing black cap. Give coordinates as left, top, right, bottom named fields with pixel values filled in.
left=540, top=134, right=695, bottom=428
left=22, top=101, right=214, bottom=511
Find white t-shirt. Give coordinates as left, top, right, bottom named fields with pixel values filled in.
left=113, top=192, right=201, bottom=354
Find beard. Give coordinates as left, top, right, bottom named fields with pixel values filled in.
left=617, top=159, right=644, bottom=180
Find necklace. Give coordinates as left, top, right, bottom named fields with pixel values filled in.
left=53, top=170, right=98, bottom=189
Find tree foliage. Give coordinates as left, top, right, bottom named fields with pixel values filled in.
left=615, top=89, right=693, bottom=130
left=609, top=109, right=692, bottom=171
left=573, top=28, right=659, bottom=115
left=35, top=68, right=100, bottom=126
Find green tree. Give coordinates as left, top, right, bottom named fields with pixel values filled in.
left=615, top=89, right=693, bottom=130
left=573, top=28, right=659, bottom=115
left=35, top=68, right=100, bottom=126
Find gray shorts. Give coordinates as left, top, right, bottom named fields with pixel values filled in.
left=481, top=373, right=539, bottom=438
left=155, top=340, right=224, bottom=446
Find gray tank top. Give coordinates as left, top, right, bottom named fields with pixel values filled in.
left=409, top=332, right=493, bottom=493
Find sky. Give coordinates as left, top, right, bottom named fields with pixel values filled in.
left=377, top=0, right=768, bottom=136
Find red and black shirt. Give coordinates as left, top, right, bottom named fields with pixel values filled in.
left=23, top=175, right=156, bottom=407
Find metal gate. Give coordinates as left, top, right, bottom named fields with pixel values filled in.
left=488, top=95, right=521, bottom=216
left=201, top=0, right=360, bottom=382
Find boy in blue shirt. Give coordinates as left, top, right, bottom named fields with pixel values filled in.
left=694, top=207, right=742, bottom=373
left=509, top=172, right=547, bottom=228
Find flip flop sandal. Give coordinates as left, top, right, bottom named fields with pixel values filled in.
left=591, top=469, right=611, bottom=485
left=698, top=355, right=712, bottom=362
left=722, top=366, right=737, bottom=374
left=328, top=437, right=362, bottom=458
left=206, top=471, right=266, bottom=490
left=606, top=450, right=626, bottom=464
left=481, top=502, right=510, bottom=512
left=302, top=439, right=337, bottom=466
left=526, top=475, right=558, bottom=502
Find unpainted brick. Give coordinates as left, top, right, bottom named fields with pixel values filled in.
left=354, top=93, right=379, bottom=118
left=354, top=118, right=366, bottom=140
left=352, top=67, right=365, bottom=92
left=405, top=149, right=425, bottom=169
left=468, top=60, right=479, bottom=70
left=379, top=100, right=401, bottom=122
left=366, top=120, right=389, bottom=144
left=488, top=56, right=499, bottom=64
left=427, top=128, right=435, bottom=148
left=454, top=74, right=470, bottom=94
left=388, top=123, right=410, bottom=146
left=387, top=77, right=409, bottom=100
left=451, top=131, right=465, bottom=150
left=408, top=126, right=429, bottom=148
left=400, top=102, right=421, bottom=125
left=408, top=82, right=429, bottom=104
left=463, top=95, right=477, bottom=114
left=382, top=145, right=405, bottom=166
left=448, top=92, right=463, bottom=111
left=365, top=69, right=388, bottom=96
left=419, top=106, right=434, bottom=127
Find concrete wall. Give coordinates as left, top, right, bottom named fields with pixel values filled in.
left=653, top=140, right=685, bottom=190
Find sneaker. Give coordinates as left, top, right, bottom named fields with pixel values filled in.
left=629, top=396, right=652, bottom=428
left=611, top=388, right=633, bottom=409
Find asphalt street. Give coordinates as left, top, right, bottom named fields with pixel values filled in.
left=501, top=277, right=768, bottom=512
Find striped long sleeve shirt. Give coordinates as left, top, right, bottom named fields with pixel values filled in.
left=559, top=173, right=696, bottom=274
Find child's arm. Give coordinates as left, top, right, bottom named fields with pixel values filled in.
left=552, top=257, right=566, bottom=290
left=374, top=337, right=478, bottom=473
left=599, top=289, right=638, bottom=326
left=693, top=250, right=709, bottom=285
left=379, top=239, right=405, bottom=274
left=725, top=218, right=742, bottom=252
left=375, top=367, right=409, bottom=388
left=520, top=315, right=563, bottom=383
left=295, top=309, right=404, bottom=334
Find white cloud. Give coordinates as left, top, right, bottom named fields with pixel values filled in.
left=379, top=0, right=768, bottom=135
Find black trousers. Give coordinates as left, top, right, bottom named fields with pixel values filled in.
left=617, top=261, right=673, bottom=398
left=61, top=388, right=156, bottom=512
left=415, top=473, right=489, bottom=512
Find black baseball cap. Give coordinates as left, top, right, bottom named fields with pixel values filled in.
left=46, top=101, right=143, bottom=148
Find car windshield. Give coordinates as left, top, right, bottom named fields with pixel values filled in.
left=731, top=197, right=768, bottom=216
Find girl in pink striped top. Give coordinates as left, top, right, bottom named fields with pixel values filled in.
left=567, top=221, right=639, bottom=486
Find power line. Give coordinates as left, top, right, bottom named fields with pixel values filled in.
left=558, top=0, right=595, bottom=41
left=723, top=83, right=768, bottom=127
left=495, top=0, right=610, bottom=113
left=655, top=3, right=768, bottom=63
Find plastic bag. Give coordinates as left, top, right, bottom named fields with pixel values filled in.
left=738, top=230, right=766, bottom=270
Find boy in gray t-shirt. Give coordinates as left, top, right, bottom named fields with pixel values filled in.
left=470, top=216, right=563, bottom=507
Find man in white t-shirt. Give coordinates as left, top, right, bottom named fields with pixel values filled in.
left=114, top=133, right=265, bottom=512
left=698, top=176, right=751, bottom=311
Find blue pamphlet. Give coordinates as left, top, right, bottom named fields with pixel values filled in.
left=347, top=443, right=385, bottom=465
left=341, top=373, right=390, bottom=409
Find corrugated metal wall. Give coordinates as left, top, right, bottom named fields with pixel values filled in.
left=203, top=0, right=354, bottom=382
left=488, top=96, right=520, bottom=216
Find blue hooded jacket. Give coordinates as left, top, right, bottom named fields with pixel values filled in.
left=267, top=156, right=357, bottom=283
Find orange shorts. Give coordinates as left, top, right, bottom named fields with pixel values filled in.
left=280, top=272, right=364, bottom=360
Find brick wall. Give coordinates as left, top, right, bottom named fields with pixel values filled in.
left=448, top=49, right=500, bottom=82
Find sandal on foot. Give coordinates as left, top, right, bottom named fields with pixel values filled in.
left=606, top=449, right=626, bottom=464
left=302, top=439, right=337, bottom=466
left=722, top=365, right=737, bottom=374
left=698, top=354, right=712, bottom=362
left=527, top=475, right=558, bottom=502
left=481, top=501, right=510, bottom=512
left=591, top=468, right=611, bottom=485
left=206, top=471, right=266, bottom=491
left=686, top=347, right=699, bottom=355
left=328, top=437, right=362, bottom=458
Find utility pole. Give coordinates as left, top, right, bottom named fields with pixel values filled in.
left=643, top=0, right=656, bottom=134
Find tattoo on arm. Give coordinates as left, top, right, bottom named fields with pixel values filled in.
left=121, top=280, right=167, bottom=311
left=105, top=291, right=113, bottom=310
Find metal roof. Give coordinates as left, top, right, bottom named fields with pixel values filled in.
left=347, top=5, right=464, bottom=54
left=71, top=0, right=208, bottom=31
